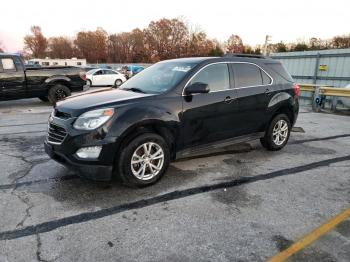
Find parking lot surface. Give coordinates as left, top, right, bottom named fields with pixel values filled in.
left=0, top=98, right=349, bottom=262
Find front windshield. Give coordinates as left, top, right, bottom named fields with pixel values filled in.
left=120, top=61, right=196, bottom=94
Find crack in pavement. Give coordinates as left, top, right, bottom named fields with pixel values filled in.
left=11, top=168, right=35, bottom=230
left=0, top=154, right=349, bottom=241
left=36, top=234, right=49, bottom=262
left=4, top=154, right=49, bottom=230
left=0, top=175, right=78, bottom=190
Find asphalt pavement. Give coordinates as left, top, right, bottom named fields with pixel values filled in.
left=0, top=97, right=349, bottom=262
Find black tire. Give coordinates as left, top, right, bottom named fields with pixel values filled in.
left=86, top=79, right=92, bottom=87
left=114, top=79, right=123, bottom=87
left=260, top=114, right=291, bottom=151
left=116, top=133, right=170, bottom=188
left=38, top=96, right=49, bottom=102
left=48, top=84, right=71, bottom=104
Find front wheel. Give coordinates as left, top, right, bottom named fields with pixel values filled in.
left=260, top=114, right=291, bottom=151
left=114, top=79, right=123, bottom=87
left=116, top=133, right=170, bottom=187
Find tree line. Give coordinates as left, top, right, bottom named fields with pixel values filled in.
left=0, top=18, right=349, bottom=62
left=269, top=36, right=350, bottom=53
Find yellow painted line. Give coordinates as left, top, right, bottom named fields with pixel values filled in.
left=267, top=207, right=350, bottom=262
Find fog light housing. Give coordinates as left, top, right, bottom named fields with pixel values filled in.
left=76, top=146, right=102, bottom=159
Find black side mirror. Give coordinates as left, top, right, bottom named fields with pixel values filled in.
left=185, top=82, right=209, bottom=95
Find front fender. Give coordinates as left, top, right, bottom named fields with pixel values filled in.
left=108, top=97, right=182, bottom=139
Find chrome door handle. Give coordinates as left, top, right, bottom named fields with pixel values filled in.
left=265, top=89, right=272, bottom=96
left=224, top=96, right=234, bottom=103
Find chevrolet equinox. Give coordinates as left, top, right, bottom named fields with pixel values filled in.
left=45, top=55, right=299, bottom=187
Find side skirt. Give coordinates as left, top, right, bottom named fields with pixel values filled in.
left=176, top=132, right=264, bottom=159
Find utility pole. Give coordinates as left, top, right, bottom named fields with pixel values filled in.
left=263, top=35, right=272, bottom=56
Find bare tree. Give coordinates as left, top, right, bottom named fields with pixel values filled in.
left=74, top=28, right=108, bottom=63
left=144, top=18, right=189, bottom=61
left=24, top=26, right=48, bottom=58
left=48, top=37, right=74, bottom=58
left=332, top=35, right=350, bottom=49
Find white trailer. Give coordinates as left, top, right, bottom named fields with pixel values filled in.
left=27, top=57, right=87, bottom=67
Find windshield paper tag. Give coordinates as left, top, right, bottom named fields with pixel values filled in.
left=172, top=66, right=191, bottom=72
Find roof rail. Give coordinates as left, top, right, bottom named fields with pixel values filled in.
left=223, top=53, right=266, bottom=59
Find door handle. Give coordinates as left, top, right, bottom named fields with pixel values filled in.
left=265, top=89, right=272, bottom=96
left=224, top=96, right=234, bottom=103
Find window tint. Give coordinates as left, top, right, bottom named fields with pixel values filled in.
left=105, top=70, right=117, bottom=75
left=265, top=63, right=293, bottom=82
left=94, top=70, right=103, bottom=75
left=232, top=63, right=263, bottom=88
left=190, top=63, right=230, bottom=92
left=1, top=58, right=16, bottom=70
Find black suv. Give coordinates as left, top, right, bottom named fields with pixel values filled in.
left=45, top=55, right=299, bottom=187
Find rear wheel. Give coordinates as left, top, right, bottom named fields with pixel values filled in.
left=48, top=84, right=71, bottom=104
left=116, top=133, right=170, bottom=188
left=260, top=114, right=291, bottom=151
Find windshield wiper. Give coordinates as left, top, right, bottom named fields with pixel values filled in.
left=122, top=87, right=146, bottom=94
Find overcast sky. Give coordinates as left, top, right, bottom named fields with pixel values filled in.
left=1, top=0, right=349, bottom=52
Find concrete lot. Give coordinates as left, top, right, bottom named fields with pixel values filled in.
left=0, top=97, right=349, bottom=262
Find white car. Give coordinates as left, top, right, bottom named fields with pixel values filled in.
left=86, top=69, right=127, bottom=87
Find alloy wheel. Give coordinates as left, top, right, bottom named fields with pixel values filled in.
left=272, top=119, right=288, bottom=146
left=130, top=142, right=164, bottom=180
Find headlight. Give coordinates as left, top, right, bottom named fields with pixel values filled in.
left=73, top=108, right=114, bottom=130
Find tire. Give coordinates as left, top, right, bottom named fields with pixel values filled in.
left=117, top=133, right=170, bottom=188
left=260, top=114, right=291, bottom=151
left=86, top=79, right=92, bottom=87
left=114, top=79, right=123, bottom=87
left=38, top=96, right=49, bottom=102
left=48, top=84, right=71, bottom=104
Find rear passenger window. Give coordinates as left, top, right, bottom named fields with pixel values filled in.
left=1, top=58, right=16, bottom=71
left=190, top=63, right=230, bottom=92
left=232, top=63, right=269, bottom=88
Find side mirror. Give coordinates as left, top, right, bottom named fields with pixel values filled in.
left=185, top=82, right=209, bottom=95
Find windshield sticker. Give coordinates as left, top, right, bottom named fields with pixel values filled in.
left=172, top=66, right=192, bottom=72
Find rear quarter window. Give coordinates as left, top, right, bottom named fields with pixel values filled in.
left=265, top=62, right=293, bottom=83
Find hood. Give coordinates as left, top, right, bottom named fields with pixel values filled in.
left=56, top=88, right=153, bottom=117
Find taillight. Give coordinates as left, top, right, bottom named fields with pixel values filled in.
left=80, top=72, right=87, bottom=81
left=293, top=83, right=300, bottom=97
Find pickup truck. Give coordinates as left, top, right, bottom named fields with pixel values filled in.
left=0, top=53, right=87, bottom=103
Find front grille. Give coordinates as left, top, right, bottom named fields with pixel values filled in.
left=47, top=123, right=67, bottom=144
left=54, top=109, right=71, bottom=119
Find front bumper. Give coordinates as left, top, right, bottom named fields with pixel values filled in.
left=44, top=115, right=120, bottom=181
left=45, top=141, right=113, bottom=181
